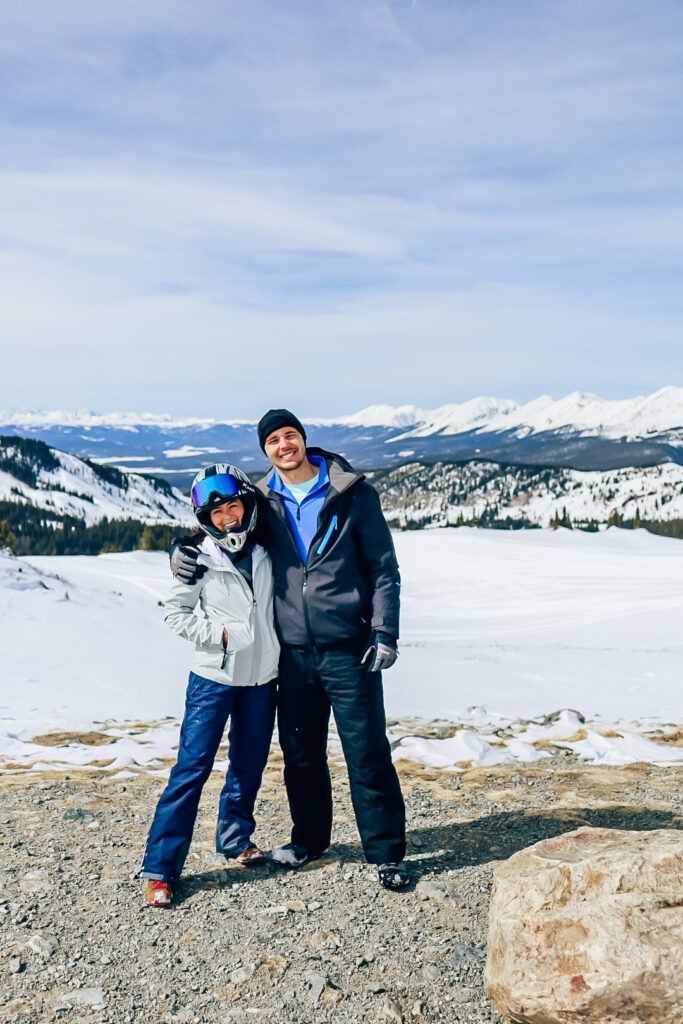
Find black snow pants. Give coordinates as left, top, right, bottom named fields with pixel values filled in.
left=277, top=640, right=406, bottom=865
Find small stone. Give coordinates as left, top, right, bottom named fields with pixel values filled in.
left=450, top=944, right=478, bottom=968
left=307, top=900, right=322, bottom=911
left=8, top=957, right=23, bottom=974
left=61, top=987, right=106, bottom=1008
left=411, top=1000, right=425, bottom=1017
left=27, top=933, right=59, bottom=958
left=415, top=878, right=451, bottom=902
left=62, top=808, right=94, bottom=821
left=379, top=993, right=404, bottom=1022
left=423, top=964, right=440, bottom=981
left=305, top=971, right=327, bottom=1004
left=202, top=854, right=227, bottom=870
left=230, top=961, right=260, bottom=985
left=259, top=955, right=289, bottom=975
left=366, top=980, right=385, bottom=993
left=258, top=905, right=290, bottom=923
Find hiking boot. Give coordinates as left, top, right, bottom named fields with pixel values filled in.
left=145, top=879, right=173, bottom=906
left=378, top=861, right=409, bottom=891
left=271, top=843, right=328, bottom=868
left=235, top=845, right=266, bottom=867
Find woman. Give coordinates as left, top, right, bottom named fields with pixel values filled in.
left=139, top=464, right=279, bottom=906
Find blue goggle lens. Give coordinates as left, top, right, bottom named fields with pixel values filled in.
left=191, top=473, right=241, bottom=509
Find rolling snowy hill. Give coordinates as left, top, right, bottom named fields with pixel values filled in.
left=371, top=459, right=683, bottom=530
left=0, top=436, right=193, bottom=553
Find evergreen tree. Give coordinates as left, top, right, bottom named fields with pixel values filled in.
left=138, top=525, right=154, bottom=550
left=0, top=519, right=16, bottom=553
left=606, top=509, right=622, bottom=529
left=633, top=507, right=642, bottom=529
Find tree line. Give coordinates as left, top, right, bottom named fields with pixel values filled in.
left=0, top=501, right=178, bottom=556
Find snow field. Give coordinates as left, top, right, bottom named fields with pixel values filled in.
left=1, top=528, right=682, bottom=773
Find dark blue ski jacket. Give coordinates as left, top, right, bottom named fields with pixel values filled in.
left=255, top=448, right=400, bottom=647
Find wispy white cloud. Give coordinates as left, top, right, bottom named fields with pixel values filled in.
left=1, top=0, right=682, bottom=414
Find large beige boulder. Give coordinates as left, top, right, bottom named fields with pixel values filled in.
left=485, top=827, right=683, bottom=1024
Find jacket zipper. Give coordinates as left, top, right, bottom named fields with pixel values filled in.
left=269, top=486, right=346, bottom=647
left=302, top=568, right=315, bottom=647
left=220, top=555, right=259, bottom=672
left=316, top=514, right=338, bottom=556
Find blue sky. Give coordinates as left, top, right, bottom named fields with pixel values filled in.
left=1, top=0, right=682, bottom=417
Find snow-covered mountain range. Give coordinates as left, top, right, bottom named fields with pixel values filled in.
left=2, top=387, right=682, bottom=487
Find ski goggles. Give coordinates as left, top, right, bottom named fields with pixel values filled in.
left=191, top=473, right=243, bottom=510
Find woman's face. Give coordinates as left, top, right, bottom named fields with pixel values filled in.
left=210, top=498, right=244, bottom=531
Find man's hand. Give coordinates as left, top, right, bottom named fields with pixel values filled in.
left=361, top=632, right=398, bottom=673
left=169, top=537, right=206, bottom=584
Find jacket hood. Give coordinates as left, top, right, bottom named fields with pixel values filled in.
left=255, top=447, right=363, bottom=499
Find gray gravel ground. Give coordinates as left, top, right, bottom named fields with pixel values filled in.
left=1, top=751, right=682, bottom=1023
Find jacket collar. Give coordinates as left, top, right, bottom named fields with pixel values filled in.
left=256, top=447, right=362, bottom=500
left=197, top=536, right=264, bottom=572
left=266, top=453, right=329, bottom=502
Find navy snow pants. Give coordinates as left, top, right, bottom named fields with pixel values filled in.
left=140, top=671, right=276, bottom=881
left=277, top=641, right=406, bottom=865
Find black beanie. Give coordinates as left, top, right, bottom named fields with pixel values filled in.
left=257, top=409, right=307, bottom=452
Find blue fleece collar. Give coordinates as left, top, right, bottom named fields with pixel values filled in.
left=267, top=454, right=329, bottom=500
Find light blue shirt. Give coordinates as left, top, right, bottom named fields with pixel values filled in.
left=267, top=455, right=330, bottom=563
left=286, top=471, right=320, bottom=505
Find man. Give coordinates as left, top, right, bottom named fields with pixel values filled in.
left=171, top=409, right=408, bottom=890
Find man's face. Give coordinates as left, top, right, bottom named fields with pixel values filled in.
left=264, top=427, right=306, bottom=471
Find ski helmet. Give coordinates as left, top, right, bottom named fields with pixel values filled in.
left=190, top=464, right=257, bottom=553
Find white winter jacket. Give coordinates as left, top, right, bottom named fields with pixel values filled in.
left=164, top=537, right=280, bottom=687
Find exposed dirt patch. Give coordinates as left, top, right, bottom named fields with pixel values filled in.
left=30, top=730, right=117, bottom=747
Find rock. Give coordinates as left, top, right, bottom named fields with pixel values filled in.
left=303, top=970, right=342, bottom=1004
left=258, top=904, right=290, bottom=923
left=485, top=826, right=683, bottom=1024
left=62, top=807, right=94, bottom=821
left=8, top=957, right=23, bottom=973
left=450, top=943, right=479, bottom=968
left=379, top=993, right=404, bottom=1022
left=230, top=960, right=260, bottom=985
left=306, top=971, right=328, bottom=1004
left=61, top=986, right=106, bottom=1008
left=307, top=900, right=322, bottom=911
left=260, top=955, right=289, bottom=976
left=415, top=878, right=452, bottom=902
left=423, top=964, right=440, bottom=980
left=20, top=868, right=52, bottom=892
left=27, top=933, right=59, bottom=958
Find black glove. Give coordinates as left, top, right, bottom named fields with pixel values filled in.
left=169, top=536, right=206, bottom=584
left=361, top=632, right=398, bottom=673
